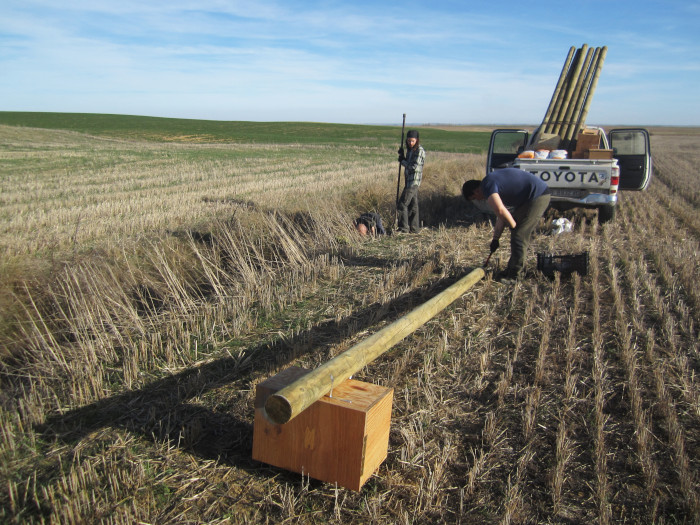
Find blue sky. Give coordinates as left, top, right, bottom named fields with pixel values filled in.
left=1, top=1, right=698, bottom=125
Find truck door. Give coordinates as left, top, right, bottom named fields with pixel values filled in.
left=608, top=128, right=652, bottom=191
left=486, top=129, right=529, bottom=174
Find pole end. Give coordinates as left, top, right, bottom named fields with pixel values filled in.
left=264, top=394, right=293, bottom=425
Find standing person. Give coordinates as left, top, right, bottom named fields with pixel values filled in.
left=354, top=212, right=386, bottom=236
left=462, top=167, right=551, bottom=282
left=397, top=130, right=425, bottom=233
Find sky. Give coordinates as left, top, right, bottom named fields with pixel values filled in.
left=1, top=1, right=699, bottom=126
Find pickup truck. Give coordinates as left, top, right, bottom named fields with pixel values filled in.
left=485, top=126, right=653, bottom=223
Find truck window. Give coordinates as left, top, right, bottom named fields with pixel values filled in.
left=487, top=130, right=529, bottom=173
left=610, top=131, right=646, bottom=155
left=492, top=133, right=527, bottom=155
left=609, top=129, right=652, bottom=191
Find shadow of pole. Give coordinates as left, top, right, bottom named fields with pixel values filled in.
left=36, top=266, right=478, bottom=470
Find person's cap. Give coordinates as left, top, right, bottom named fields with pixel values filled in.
left=406, top=130, right=419, bottom=139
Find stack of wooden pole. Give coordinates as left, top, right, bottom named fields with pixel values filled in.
left=539, top=44, right=607, bottom=151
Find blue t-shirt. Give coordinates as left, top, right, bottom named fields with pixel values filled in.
left=481, top=168, right=549, bottom=208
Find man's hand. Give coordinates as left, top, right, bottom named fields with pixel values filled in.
left=398, top=148, right=405, bottom=162
left=490, top=238, right=500, bottom=253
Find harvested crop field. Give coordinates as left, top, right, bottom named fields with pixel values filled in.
left=0, top=120, right=698, bottom=524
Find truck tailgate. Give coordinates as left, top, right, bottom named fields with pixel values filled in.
left=513, top=158, right=615, bottom=190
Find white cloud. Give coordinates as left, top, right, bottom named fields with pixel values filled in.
left=1, top=0, right=698, bottom=124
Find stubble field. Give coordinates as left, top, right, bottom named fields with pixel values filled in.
left=0, top=117, right=698, bottom=524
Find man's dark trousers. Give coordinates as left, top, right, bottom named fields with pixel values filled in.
left=507, top=193, right=551, bottom=275
left=398, top=186, right=420, bottom=233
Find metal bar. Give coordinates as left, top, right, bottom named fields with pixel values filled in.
left=394, top=113, right=406, bottom=229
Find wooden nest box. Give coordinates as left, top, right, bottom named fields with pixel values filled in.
left=252, top=366, right=393, bottom=491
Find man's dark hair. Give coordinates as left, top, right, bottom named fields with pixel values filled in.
left=405, top=130, right=420, bottom=149
left=462, top=180, right=482, bottom=200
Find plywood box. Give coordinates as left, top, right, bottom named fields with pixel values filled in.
left=252, top=366, right=393, bottom=491
left=574, top=129, right=601, bottom=155
left=585, top=148, right=613, bottom=159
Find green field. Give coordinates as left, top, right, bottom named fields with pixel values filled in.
left=0, top=111, right=490, bottom=153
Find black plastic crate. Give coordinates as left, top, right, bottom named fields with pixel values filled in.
left=536, top=252, right=589, bottom=277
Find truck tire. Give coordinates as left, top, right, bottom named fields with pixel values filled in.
left=598, top=204, right=616, bottom=223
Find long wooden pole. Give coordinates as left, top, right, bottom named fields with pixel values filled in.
left=541, top=46, right=575, bottom=133
left=551, top=44, right=588, bottom=136
left=572, top=46, right=607, bottom=141
left=559, top=47, right=596, bottom=149
left=544, top=46, right=583, bottom=135
left=562, top=47, right=601, bottom=148
left=264, top=267, right=486, bottom=424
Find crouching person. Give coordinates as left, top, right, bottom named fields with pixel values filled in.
left=354, top=212, right=386, bottom=237
left=462, top=167, right=550, bottom=282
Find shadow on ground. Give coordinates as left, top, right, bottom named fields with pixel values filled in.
left=37, top=264, right=480, bottom=476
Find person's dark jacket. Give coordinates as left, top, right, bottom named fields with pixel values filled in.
left=355, top=212, right=385, bottom=235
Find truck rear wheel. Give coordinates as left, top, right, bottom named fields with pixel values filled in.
left=599, top=204, right=616, bottom=223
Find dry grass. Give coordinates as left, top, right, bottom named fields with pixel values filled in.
left=0, top=125, right=698, bottom=524
left=0, top=125, right=394, bottom=256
